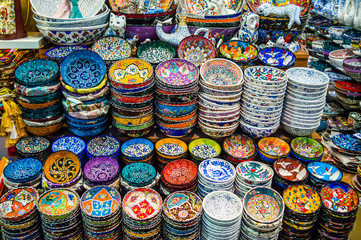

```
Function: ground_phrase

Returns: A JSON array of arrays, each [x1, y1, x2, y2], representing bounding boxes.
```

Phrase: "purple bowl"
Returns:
[[83, 157, 120, 185], [335, 87, 361, 97], [343, 58, 361, 70]]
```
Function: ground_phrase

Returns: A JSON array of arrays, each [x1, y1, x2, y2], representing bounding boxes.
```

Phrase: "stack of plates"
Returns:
[[15, 59, 64, 136], [316, 182, 359, 240], [222, 135, 257, 164], [109, 59, 154, 138], [197, 159, 236, 199], [272, 158, 308, 193], [51, 135, 86, 164], [163, 191, 203, 240], [122, 188, 162, 240], [290, 137, 324, 164], [188, 138, 221, 164], [279, 185, 321, 240], [155, 59, 198, 138], [241, 187, 285, 240], [240, 66, 287, 138], [121, 138, 154, 165], [160, 159, 198, 197], [38, 189, 83, 240], [86, 135, 121, 160], [42, 151, 82, 192], [81, 186, 122, 239], [282, 68, 329, 136], [61, 50, 110, 137], [257, 137, 290, 165], [202, 191, 243, 240], [83, 157, 120, 190], [234, 161, 274, 199], [198, 59, 243, 138], [307, 162, 343, 191], [0, 187, 42, 240], [15, 136, 51, 163], [3, 158, 42, 189], [155, 138, 188, 171], [121, 162, 158, 194]]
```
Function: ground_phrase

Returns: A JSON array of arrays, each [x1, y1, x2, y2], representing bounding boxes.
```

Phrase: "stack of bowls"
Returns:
[[83, 157, 120, 190], [290, 137, 324, 164], [45, 46, 88, 65], [282, 68, 329, 136], [241, 187, 285, 240], [61, 50, 110, 137], [163, 191, 203, 240], [109, 59, 154, 137], [240, 66, 287, 138], [154, 138, 188, 170], [122, 188, 162, 240], [160, 159, 198, 197], [51, 136, 86, 165], [81, 186, 122, 239], [3, 158, 43, 190], [121, 138, 154, 165], [202, 191, 243, 240], [155, 59, 198, 138], [86, 135, 121, 160], [272, 158, 308, 193], [198, 59, 243, 138], [234, 161, 273, 198], [15, 59, 64, 136], [328, 49, 355, 69], [32, 3, 109, 45], [188, 138, 221, 165], [334, 79, 361, 106], [307, 162, 343, 191], [15, 136, 51, 163], [38, 189, 83, 240], [257, 137, 290, 165], [121, 162, 158, 194], [316, 182, 359, 240], [343, 58, 361, 82], [197, 158, 236, 199], [279, 185, 321, 240], [0, 188, 42, 240], [42, 151, 82, 192], [222, 135, 257, 164], [331, 134, 361, 173]]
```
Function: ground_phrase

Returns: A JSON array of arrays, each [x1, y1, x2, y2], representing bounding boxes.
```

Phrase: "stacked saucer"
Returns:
[[51, 135, 86, 164], [0, 187, 42, 240], [86, 135, 121, 160], [122, 188, 163, 240], [222, 135, 257, 164], [307, 162, 343, 191], [160, 159, 198, 197], [121, 162, 158, 194], [121, 138, 154, 165], [15, 59, 64, 136], [3, 158, 42, 189], [61, 50, 110, 137], [198, 59, 243, 138], [197, 158, 236, 199], [279, 185, 321, 240], [83, 157, 120, 190], [235, 161, 274, 199], [155, 59, 198, 138], [15, 136, 51, 163], [316, 182, 359, 240], [257, 137, 290, 165], [241, 187, 285, 240], [273, 158, 308, 193], [38, 189, 83, 240], [109, 59, 154, 137], [282, 68, 329, 136], [290, 137, 324, 164], [188, 138, 221, 164], [81, 186, 122, 239], [240, 66, 287, 138], [155, 138, 188, 170], [163, 191, 203, 240], [202, 191, 243, 240]]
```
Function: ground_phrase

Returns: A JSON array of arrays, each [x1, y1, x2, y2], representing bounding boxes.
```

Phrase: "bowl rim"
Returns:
[[286, 67, 329, 87], [37, 23, 108, 31]]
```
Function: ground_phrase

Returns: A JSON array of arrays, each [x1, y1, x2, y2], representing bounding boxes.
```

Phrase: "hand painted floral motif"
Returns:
[[0, 0, 16, 35]]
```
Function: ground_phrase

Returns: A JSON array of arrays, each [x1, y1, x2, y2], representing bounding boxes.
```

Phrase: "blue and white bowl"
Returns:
[[281, 122, 319, 137], [286, 67, 329, 88], [240, 119, 279, 138]]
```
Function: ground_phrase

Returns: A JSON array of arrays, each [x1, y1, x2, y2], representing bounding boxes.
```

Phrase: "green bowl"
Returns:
[[112, 119, 154, 130], [137, 41, 176, 65], [188, 138, 221, 161]]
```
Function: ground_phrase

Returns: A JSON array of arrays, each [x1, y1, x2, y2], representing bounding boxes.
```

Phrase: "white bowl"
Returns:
[[286, 67, 329, 88], [242, 95, 283, 108], [240, 119, 279, 138], [281, 122, 319, 137], [244, 66, 288, 86]]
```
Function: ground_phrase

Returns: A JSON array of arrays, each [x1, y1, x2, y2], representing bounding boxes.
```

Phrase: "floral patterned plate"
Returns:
[[332, 134, 361, 153], [236, 161, 273, 183], [51, 136, 86, 156], [15, 136, 50, 154], [162, 159, 198, 185], [86, 135, 121, 157], [92, 36, 132, 61], [273, 158, 307, 182], [219, 40, 258, 63], [258, 137, 290, 158], [307, 162, 342, 182], [223, 134, 255, 159], [199, 158, 236, 183], [283, 185, 321, 214], [109, 58, 153, 84], [258, 47, 296, 68], [291, 137, 324, 159], [244, 66, 287, 84]]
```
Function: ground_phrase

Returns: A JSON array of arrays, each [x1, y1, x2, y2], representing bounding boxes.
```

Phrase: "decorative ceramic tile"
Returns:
[[203, 191, 242, 221], [200, 59, 243, 86], [199, 159, 235, 182], [109, 58, 153, 84], [87, 135, 120, 157], [237, 161, 273, 182], [223, 135, 256, 159], [258, 137, 290, 157], [44, 151, 80, 184], [320, 182, 358, 213], [15, 136, 50, 154], [307, 162, 342, 182], [92, 37, 132, 61], [158, 143, 185, 156], [191, 144, 217, 159], [4, 158, 42, 184], [83, 157, 120, 184], [283, 185, 321, 214], [123, 143, 152, 158], [258, 47, 295, 68], [122, 163, 156, 187], [164, 192, 202, 222], [291, 137, 324, 159], [51, 136, 86, 156], [38, 189, 79, 217], [0, 188, 38, 219], [332, 134, 361, 153], [274, 158, 307, 182]]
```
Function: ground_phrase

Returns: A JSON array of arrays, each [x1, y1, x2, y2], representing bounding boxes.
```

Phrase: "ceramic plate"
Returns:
[[92, 37, 132, 61], [162, 159, 197, 185], [219, 40, 258, 63], [332, 134, 361, 153], [258, 137, 290, 157], [44, 151, 80, 184], [273, 158, 307, 182], [83, 157, 120, 184], [258, 47, 296, 68], [203, 191, 242, 221], [122, 162, 156, 187], [223, 135, 255, 159], [164, 191, 202, 222], [237, 161, 273, 183], [320, 182, 358, 213], [199, 158, 236, 183], [283, 185, 321, 214], [38, 189, 79, 218], [109, 58, 153, 84], [290, 137, 324, 159], [307, 162, 342, 182], [51, 136, 86, 156], [87, 135, 121, 157], [4, 158, 42, 184]]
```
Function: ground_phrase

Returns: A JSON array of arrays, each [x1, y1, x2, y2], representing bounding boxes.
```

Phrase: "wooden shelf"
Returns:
[[0, 32, 47, 50]]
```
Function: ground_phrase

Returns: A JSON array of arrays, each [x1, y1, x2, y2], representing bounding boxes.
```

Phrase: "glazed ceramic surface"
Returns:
[[244, 66, 287, 84], [283, 185, 321, 214], [223, 135, 255, 159], [237, 161, 273, 182], [162, 159, 197, 185], [186, 0, 243, 16], [191, 144, 217, 159], [4, 158, 42, 184], [274, 158, 307, 182], [320, 182, 358, 213], [164, 191, 202, 222], [247, 0, 310, 16], [83, 157, 120, 184], [51, 136, 86, 156], [38, 189, 79, 218], [46, 46, 88, 64], [86, 135, 121, 157], [332, 134, 361, 152], [44, 151, 80, 184], [307, 162, 342, 182], [203, 191, 242, 221], [258, 137, 290, 157], [109, 58, 153, 84], [108, 0, 173, 14], [137, 41, 176, 64], [92, 36, 132, 61], [158, 143, 185, 156], [199, 158, 235, 182], [122, 163, 156, 187], [219, 40, 258, 62], [123, 143, 152, 158], [258, 47, 295, 68], [286, 67, 329, 86], [290, 137, 324, 159], [15, 136, 50, 154]]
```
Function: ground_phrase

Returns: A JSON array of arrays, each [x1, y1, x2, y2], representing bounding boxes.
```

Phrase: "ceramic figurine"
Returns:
[[0, 0, 27, 40], [257, 2, 301, 29], [208, 0, 236, 15], [343, 0, 355, 26], [156, 16, 191, 47], [235, 12, 259, 44], [103, 13, 126, 37]]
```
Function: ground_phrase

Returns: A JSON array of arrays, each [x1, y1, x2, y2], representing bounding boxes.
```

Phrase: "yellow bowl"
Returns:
[[18, 98, 60, 109], [61, 74, 107, 94], [25, 122, 64, 136], [155, 138, 188, 159], [113, 114, 153, 126]]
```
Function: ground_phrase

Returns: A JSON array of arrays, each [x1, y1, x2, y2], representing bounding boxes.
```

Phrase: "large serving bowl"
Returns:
[[240, 119, 279, 138], [219, 40, 258, 64], [328, 49, 355, 69], [286, 67, 329, 87], [244, 66, 288, 86], [258, 47, 296, 69]]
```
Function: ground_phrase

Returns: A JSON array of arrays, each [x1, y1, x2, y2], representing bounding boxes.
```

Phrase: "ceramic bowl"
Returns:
[[244, 66, 288, 86], [158, 114, 197, 129], [286, 89, 328, 101], [258, 47, 296, 69], [158, 122, 196, 138], [240, 119, 279, 138], [286, 67, 329, 88], [284, 94, 326, 106], [219, 40, 258, 64], [198, 117, 238, 129], [198, 95, 240, 109], [343, 58, 361, 70], [198, 108, 240, 119], [343, 65, 361, 82], [334, 81, 361, 92], [282, 115, 320, 127], [323, 72, 351, 82], [200, 92, 240, 105], [198, 122, 238, 138], [291, 137, 324, 161], [92, 36, 132, 62], [188, 138, 221, 161], [242, 93, 284, 104], [45, 46, 88, 65], [137, 41, 176, 64], [37, 24, 108, 45], [156, 108, 197, 122], [243, 90, 285, 100], [69, 124, 107, 137], [241, 116, 279, 128], [328, 49, 355, 69], [259, 15, 307, 30], [283, 104, 324, 115], [155, 138, 187, 158], [335, 87, 361, 97], [200, 82, 242, 96], [329, 26, 352, 40], [342, 29, 361, 45], [25, 121, 64, 136], [121, 138, 154, 160], [243, 85, 285, 96], [282, 111, 322, 123], [335, 90, 361, 105], [115, 125, 152, 138], [281, 122, 319, 137], [286, 81, 328, 93], [155, 99, 197, 117], [241, 101, 282, 112], [242, 95, 282, 108], [312, 41, 324, 55]]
